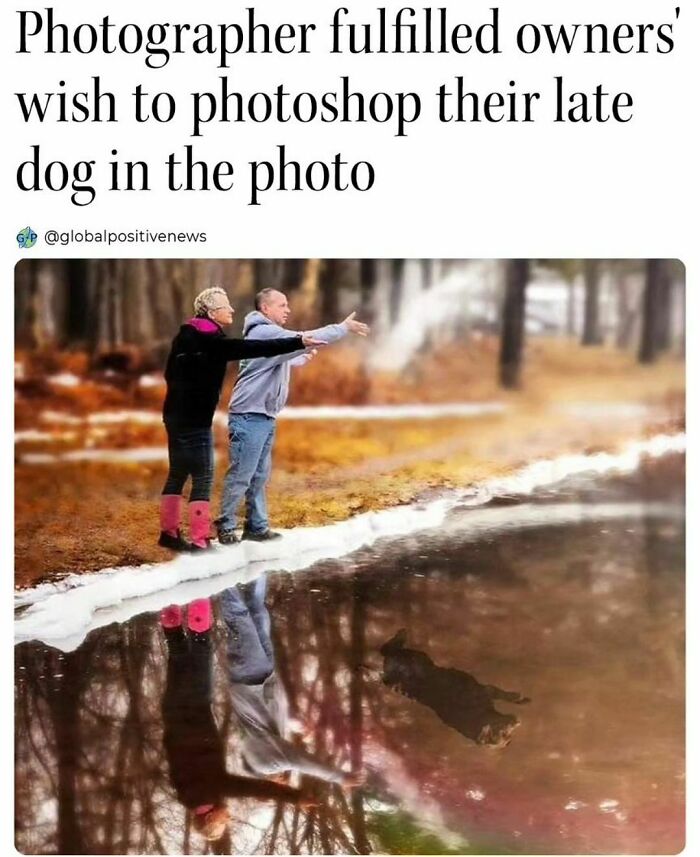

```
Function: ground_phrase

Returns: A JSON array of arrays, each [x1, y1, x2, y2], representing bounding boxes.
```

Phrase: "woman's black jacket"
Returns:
[[163, 322, 303, 430]]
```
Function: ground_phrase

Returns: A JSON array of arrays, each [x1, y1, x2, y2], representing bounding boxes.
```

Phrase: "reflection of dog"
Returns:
[[380, 630, 530, 749]]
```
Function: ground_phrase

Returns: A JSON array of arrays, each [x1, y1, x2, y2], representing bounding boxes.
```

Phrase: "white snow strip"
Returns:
[[15, 430, 78, 443], [138, 374, 163, 388], [47, 372, 80, 387], [20, 403, 507, 463], [558, 402, 656, 419], [14, 433, 684, 652], [279, 402, 507, 420], [21, 447, 169, 465], [37, 402, 507, 432], [87, 410, 162, 425], [40, 410, 82, 426]]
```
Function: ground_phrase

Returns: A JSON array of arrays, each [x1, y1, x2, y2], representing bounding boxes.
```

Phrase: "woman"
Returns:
[[159, 598, 314, 844], [160, 287, 319, 551]]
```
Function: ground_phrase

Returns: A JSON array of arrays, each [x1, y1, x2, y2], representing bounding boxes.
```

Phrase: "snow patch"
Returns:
[[87, 410, 162, 425], [47, 372, 80, 387], [15, 430, 77, 443], [138, 374, 163, 388], [40, 410, 82, 426], [14, 433, 684, 652], [559, 402, 656, 420], [21, 447, 169, 465], [279, 402, 507, 420]]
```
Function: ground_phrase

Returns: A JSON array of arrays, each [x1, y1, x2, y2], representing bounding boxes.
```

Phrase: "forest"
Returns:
[[14, 257, 685, 377], [14, 258, 685, 586]]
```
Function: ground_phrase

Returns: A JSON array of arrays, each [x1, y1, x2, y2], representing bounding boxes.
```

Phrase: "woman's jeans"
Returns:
[[218, 413, 276, 533], [221, 576, 274, 685], [162, 427, 214, 502]]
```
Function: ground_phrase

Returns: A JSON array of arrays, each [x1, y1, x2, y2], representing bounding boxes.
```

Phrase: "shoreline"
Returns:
[[15, 432, 685, 652]]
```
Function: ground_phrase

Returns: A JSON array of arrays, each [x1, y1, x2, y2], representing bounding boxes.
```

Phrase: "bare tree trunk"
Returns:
[[47, 650, 88, 855], [615, 277, 639, 349], [349, 578, 370, 854], [499, 260, 529, 389], [254, 259, 283, 290], [359, 259, 376, 324], [639, 259, 663, 364], [581, 260, 602, 345], [64, 260, 90, 343], [655, 262, 672, 352], [420, 259, 432, 290], [318, 260, 340, 321], [566, 282, 577, 337], [389, 259, 404, 324], [280, 259, 306, 293]]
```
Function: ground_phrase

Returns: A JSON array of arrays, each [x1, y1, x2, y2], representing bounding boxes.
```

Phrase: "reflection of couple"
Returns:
[[161, 577, 362, 842], [158, 286, 369, 551]]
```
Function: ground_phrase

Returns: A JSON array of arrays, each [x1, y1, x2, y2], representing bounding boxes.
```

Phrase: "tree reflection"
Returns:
[[15, 497, 684, 855]]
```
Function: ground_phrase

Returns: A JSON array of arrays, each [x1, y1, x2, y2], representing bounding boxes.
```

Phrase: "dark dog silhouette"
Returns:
[[380, 630, 530, 748]]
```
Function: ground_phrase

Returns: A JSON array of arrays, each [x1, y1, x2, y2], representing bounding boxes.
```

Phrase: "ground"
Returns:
[[14, 338, 684, 588]]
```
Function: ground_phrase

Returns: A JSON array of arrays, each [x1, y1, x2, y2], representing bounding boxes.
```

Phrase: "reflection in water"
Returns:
[[380, 629, 529, 748], [223, 578, 360, 790], [15, 455, 684, 854], [160, 597, 308, 843]]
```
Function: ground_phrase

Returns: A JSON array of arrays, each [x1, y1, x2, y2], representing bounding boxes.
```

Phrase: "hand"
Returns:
[[341, 770, 367, 790], [288, 718, 314, 738], [301, 335, 327, 348], [342, 312, 370, 337]]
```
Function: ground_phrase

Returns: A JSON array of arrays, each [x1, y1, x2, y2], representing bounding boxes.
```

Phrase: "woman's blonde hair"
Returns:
[[193, 287, 229, 318]]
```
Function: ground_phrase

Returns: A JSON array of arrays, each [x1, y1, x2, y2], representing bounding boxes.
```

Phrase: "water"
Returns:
[[15, 455, 684, 855]]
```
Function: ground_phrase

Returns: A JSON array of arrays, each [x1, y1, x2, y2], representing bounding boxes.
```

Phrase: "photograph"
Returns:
[[14, 259, 685, 855]]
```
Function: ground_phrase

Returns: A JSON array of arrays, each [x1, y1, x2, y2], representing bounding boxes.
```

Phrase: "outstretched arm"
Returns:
[[221, 773, 303, 803], [212, 333, 324, 362], [211, 334, 305, 362], [279, 743, 348, 785], [303, 312, 369, 343]]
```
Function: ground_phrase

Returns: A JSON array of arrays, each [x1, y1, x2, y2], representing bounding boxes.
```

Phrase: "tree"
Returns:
[[499, 260, 529, 389], [654, 261, 673, 352], [614, 262, 640, 349], [359, 259, 377, 324], [638, 259, 672, 364], [420, 259, 432, 290], [389, 259, 404, 324], [581, 260, 603, 345]]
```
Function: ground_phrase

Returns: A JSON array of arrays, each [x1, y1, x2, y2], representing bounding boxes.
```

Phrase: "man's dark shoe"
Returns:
[[241, 529, 282, 542], [158, 530, 192, 552], [217, 528, 239, 546]]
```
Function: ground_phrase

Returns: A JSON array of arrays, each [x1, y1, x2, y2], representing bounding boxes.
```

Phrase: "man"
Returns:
[[216, 288, 369, 543], [222, 577, 365, 789], [160, 286, 322, 551]]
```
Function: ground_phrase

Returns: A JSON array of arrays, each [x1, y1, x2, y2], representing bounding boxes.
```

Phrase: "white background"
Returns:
[[2, 0, 696, 854]]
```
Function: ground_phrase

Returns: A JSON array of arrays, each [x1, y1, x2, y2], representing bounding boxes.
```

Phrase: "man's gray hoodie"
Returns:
[[228, 311, 348, 417]]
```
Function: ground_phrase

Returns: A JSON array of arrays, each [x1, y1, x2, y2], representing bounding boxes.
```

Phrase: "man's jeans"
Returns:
[[221, 577, 274, 685], [218, 413, 276, 533]]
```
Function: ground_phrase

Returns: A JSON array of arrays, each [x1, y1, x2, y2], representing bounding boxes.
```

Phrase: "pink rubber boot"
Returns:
[[158, 495, 191, 551], [160, 604, 184, 629], [187, 599, 212, 634], [189, 500, 212, 550]]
